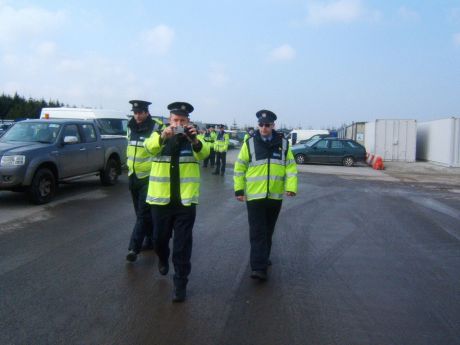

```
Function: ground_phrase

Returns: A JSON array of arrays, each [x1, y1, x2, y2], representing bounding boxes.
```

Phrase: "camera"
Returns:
[[174, 126, 185, 134]]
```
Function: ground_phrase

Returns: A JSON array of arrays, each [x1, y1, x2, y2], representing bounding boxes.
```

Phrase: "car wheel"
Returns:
[[100, 158, 120, 186], [342, 156, 354, 167], [295, 154, 306, 165], [28, 168, 56, 204]]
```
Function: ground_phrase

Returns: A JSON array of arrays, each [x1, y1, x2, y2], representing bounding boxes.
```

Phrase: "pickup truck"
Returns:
[[0, 119, 127, 204]]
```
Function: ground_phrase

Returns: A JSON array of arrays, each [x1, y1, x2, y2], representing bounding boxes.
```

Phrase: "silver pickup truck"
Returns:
[[0, 119, 127, 204]]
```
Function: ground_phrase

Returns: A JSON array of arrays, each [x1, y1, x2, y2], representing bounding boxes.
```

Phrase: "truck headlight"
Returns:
[[1, 155, 26, 166]]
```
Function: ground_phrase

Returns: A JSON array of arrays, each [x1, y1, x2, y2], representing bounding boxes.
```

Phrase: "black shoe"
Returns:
[[212, 171, 219, 175], [250, 270, 267, 281], [141, 238, 154, 251], [172, 286, 186, 303], [126, 250, 138, 262], [267, 259, 272, 266], [158, 260, 169, 275], [220, 172, 224, 176]]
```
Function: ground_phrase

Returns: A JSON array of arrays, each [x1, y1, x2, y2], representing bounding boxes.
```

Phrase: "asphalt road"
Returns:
[[1, 166, 459, 345]]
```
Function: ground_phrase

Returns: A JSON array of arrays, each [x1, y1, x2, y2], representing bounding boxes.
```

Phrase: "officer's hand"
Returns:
[[184, 125, 198, 144], [286, 191, 296, 197], [236, 196, 246, 202], [161, 126, 175, 140]]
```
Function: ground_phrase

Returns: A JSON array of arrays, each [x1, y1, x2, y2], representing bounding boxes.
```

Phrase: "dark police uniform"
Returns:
[[126, 100, 163, 262]]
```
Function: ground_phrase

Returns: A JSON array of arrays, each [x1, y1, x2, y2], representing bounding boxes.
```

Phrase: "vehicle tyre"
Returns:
[[28, 168, 56, 204], [342, 156, 354, 167], [100, 158, 119, 186], [295, 154, 306, 165]]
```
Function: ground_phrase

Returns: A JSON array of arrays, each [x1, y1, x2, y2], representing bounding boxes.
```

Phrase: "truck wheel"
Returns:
[[342, 156, 354, 167], [295, 154, 306, 165], [100, 158, 119, 186], [28, 168, 56, 204]]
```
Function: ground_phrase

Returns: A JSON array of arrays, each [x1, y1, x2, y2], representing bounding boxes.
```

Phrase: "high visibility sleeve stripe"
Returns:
[[149, 176, 170, 182], [146, 196, 170, 204], [236, 159, 248, 166], [127, 156, 151, 163], [152, 156, 172, 162], [246, 175, 285, 182], [180, 177, 200, 183], [179, 156, 197, 163]]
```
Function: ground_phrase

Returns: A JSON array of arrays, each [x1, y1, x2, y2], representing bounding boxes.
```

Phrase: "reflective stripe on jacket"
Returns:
[[214, 132, 229, 152], [233, 130, 297, 201], [144, 132, 210, 206], [127, 118, 163, 179]]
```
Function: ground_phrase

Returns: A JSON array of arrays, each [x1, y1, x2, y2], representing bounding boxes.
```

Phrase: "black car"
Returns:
[[291, 138, 366, 166]]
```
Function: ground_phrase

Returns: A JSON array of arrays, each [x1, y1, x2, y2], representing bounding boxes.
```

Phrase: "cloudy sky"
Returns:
[[1, 0, 459, 128]]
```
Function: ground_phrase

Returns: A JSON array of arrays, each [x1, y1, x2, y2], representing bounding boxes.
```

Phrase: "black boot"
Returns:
[[158, 260, 169, 275], [126, 250, 138, 262], [172, 286, 187, 302]]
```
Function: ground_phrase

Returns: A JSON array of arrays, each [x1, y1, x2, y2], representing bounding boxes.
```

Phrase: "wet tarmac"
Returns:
[[1, 166, 459, 345]]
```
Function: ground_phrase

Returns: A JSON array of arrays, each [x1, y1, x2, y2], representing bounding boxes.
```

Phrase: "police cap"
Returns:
[[129, 100, 151, 112], [167, 102, 194, 117], [256, 110, 277, 124]]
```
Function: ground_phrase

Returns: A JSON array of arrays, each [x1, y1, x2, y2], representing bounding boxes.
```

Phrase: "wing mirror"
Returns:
[[63, 136, 78, 144]]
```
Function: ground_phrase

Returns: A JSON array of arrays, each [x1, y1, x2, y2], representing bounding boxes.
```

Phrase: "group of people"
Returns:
[[125, 99, 298, 303], [197, 126, 230, 176]]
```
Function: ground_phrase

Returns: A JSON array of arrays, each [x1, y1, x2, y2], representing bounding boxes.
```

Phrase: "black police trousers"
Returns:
[[203, 148, 215, 167], [246, 198, 282, 271], [128, 174, 153, 253], [151, 203, 196, 288], [214, 151, 227, 175]]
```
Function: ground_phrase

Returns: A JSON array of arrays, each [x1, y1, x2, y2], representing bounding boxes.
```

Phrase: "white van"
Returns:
[[288, 129, 330, 145], [40, 107, 129, 138]]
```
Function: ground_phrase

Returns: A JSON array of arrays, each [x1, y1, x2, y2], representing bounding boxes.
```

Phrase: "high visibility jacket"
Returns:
[[234, 130, 297, 201], [127, 116, 164, 179], [203, 131, 217, 144], [144, 132, 210, 206], [214, 132, 229, 152], [243, 132, 254, 142]]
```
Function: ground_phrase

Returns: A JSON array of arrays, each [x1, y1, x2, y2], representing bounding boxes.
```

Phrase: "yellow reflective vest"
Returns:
[[144, 132, 210, 206], [214, 131, 229, 152], [234, 131, 297, 201], [127, 117, 164, 179]]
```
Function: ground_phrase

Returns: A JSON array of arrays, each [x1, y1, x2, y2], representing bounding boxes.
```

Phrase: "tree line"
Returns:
[[0, 93, 64, 121]]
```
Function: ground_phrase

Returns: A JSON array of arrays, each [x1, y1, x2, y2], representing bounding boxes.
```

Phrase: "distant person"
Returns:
[[144, 102, 209, 302], [212, 125, 229, 176], [233, 110, 297, 281], [126, 100, 164, 262], [202, 127, 217, 168], [244, 127, 255, 141]]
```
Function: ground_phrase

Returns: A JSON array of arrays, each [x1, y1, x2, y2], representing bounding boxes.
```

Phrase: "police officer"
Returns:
[[144, 101, 209, 302], [202, 126, 217, 168], [126, 100, 164, 262], [212, 125, 230, 176], [243, 127, 255, 141], [234, 110, 297, 281]]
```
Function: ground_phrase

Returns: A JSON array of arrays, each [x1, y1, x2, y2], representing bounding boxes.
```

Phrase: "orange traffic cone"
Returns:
[[372, 156, 384, 170]]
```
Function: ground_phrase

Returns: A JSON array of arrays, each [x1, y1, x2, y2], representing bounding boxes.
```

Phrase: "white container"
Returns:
[[417, 117, 460, 167], [364, 119, 417, 162]]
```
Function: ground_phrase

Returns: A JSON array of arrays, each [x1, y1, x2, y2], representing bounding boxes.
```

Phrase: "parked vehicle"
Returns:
[[40, 107, 129, 137], [288, 129, 329, 145], [291, 138, 366, 166], [0, 122, 14, 137], [0, 119, 127, 204]]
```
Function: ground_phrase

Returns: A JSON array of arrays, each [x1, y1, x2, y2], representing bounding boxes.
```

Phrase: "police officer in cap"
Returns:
[[144, 101, 209, 302], [126, 100, 164, 262], [234, 110, 297, 281]]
